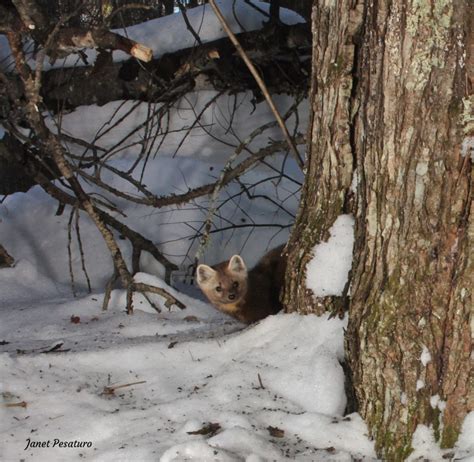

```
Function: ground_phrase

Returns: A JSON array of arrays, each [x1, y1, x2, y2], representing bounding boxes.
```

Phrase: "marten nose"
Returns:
[[228, 294, 235, 300]]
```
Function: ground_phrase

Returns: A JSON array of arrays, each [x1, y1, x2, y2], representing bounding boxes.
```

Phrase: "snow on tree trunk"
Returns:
[[284, 0, 472, 459], [282, 0, 361, 315]]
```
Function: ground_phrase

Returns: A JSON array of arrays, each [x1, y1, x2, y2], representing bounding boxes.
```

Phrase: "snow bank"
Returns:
[[0, 283, 376, 461], [0, 259, 67, 305]]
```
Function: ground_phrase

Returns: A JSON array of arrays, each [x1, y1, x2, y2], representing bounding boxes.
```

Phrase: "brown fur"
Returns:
[[196, 245, 287, 324]]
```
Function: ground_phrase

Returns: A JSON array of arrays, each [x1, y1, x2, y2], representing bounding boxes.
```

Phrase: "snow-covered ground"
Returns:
[[0, 266, 376, 461], [1, 2, 473, 461], [1, 263, 473, 461]]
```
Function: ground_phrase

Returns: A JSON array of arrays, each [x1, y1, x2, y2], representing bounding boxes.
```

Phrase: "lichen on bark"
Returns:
[[346, 0, 472, 458], [285, 0, 472, 459]]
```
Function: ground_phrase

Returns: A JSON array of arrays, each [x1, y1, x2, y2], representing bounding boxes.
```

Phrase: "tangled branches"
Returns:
[[0, 0, 309, 314]]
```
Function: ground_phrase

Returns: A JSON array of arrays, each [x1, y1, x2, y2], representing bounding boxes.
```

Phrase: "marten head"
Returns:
[[196, 255, 248, 308]]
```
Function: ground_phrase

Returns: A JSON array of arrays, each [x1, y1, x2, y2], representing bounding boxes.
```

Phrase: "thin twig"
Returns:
[[67, 205, 77, 297], [209, 0, 304, 168], [105, 4, 155, 27], [3, 401, 27, 408], [177, 1, 203, 46], [102, 380, 147, 395], [75, 208, 92, 293], [102, 269, 119, 311]]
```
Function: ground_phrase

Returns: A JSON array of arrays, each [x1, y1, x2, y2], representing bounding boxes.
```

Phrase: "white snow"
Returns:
[[44, 92, 308, 160], [306, 214, 355, 297], [407, 425, 445, 462], [461, 136, 474, 161], [456, 413, 474, 460], [430, 394, 441, 409], [0, 263, 376, 460], [350, 168, 358, 194], [416, 380, 425, 391], [420, 345, 431, 366]]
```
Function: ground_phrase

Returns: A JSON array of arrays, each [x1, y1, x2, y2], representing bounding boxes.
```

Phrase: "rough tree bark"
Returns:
[[282, 0, 361, 314], [348, 0, 472, 457], [284, 0, 472, 459]]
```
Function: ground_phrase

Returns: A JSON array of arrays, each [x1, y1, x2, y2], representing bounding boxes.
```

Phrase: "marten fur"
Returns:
[[196, 245, 286, 324]]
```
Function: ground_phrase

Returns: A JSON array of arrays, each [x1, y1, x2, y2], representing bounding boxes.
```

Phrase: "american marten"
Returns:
[[196, 245, 287, 324]]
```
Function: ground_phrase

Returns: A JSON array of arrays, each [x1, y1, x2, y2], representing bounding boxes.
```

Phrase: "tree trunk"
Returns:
[[282, 0, 361, 314], [348, 0, 472, 457], [284, 0, 473, 459]]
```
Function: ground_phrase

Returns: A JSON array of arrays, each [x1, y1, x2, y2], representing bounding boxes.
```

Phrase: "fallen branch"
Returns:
[[102, 380, 147, 395], [53, 28, 153, 62], [3, 401, 27, 408], [132, 282, 186, 310], [2, 22, 310, 112]]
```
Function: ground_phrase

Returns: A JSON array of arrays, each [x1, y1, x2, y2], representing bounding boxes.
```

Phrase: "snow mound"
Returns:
[[0, 285, 376, 461]]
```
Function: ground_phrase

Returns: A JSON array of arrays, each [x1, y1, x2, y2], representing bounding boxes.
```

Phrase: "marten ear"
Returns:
[[196, 264, 216, 285], [228, 255, 247, 274]]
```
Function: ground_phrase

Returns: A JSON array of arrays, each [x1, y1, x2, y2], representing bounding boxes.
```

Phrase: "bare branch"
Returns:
[[54, 28, 153, 62], [5, 30, 183, 314], [11, 0, 47, 32], [132, 282, 186, 310], [209, 0, 304, 168]]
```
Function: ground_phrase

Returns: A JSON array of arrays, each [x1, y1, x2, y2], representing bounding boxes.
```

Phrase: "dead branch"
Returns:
[[3, 401, 28, 408], [0, 132, 178, 279], [53, 28, 153, 62], [102, 380, 147, 395], [3, 22, 310, 112], [133, 282, 186, 310], [11, 0, 47, 33], [102, 270, 119, 311], [8, 0, 152, 62], [67, 206, 78, 296], [75, 209, 92, 292]]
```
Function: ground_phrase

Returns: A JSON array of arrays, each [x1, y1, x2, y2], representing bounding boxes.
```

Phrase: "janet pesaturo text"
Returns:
[[24, 438, 93, 450]]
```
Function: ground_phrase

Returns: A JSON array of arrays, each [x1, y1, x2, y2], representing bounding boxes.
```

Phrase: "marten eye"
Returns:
[[215, 286, 222, 292], [232, 281, 239, 288]]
